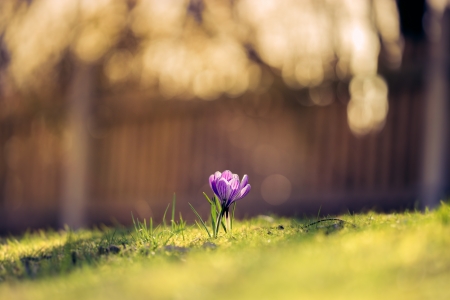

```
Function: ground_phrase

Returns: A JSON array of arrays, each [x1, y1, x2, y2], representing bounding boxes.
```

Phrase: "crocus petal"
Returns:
[[209, 174, 219, 196], [214, 171, 222, 181], [228, 178, 240, 204], [216, 178, 230, 201], [232, 174, 239, 181], [209, 174, 215, 190], [239, 175, 248, 190], [221, 170, 233, 181], [225, 182, 232, 201], [233, 184, 251, 202]]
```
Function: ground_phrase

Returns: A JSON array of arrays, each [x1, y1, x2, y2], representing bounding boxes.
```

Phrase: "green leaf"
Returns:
[[210, 202, 217, 235], [214, 196, 222, 213], [203, 192, 214, 205], [215, 210, 226, 237]]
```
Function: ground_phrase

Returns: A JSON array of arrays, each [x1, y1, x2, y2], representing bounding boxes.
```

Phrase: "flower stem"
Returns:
[[214, 209, 225, 238], [225, 209, 231, 235]]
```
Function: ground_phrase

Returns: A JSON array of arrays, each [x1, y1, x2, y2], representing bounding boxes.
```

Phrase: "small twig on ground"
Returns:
[[303, 218, 357, 229]]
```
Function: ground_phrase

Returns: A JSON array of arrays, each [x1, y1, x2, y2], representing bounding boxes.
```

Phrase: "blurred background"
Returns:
[[0, 0, 449, 233]]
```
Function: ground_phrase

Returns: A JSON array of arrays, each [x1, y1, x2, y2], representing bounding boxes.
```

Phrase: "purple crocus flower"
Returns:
[[209, 170, 251, 209], [208, 170, 251, 233]]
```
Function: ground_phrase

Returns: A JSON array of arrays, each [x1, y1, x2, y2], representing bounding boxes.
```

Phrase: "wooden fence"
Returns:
[[0, 70, 431, 233]]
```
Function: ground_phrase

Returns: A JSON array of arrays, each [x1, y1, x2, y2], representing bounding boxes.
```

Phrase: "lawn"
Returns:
[[1, 203, 450, 300]]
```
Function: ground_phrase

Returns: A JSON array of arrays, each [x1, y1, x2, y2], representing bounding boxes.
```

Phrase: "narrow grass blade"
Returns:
[[150, 217, 153, 236], [194, 220, 204, 232], [108, 229, 117, 245], [189, 203, 211, 238], [221, 217, 227, 233], [179, 212, 185, 240], [162, 203, 170, 228], [131, 212, 138, 232], [171, 193, 176, 230], [162, 232, 175, 246]]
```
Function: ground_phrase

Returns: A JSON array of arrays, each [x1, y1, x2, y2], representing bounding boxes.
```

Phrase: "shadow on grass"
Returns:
[[0, 227, 131, 282]]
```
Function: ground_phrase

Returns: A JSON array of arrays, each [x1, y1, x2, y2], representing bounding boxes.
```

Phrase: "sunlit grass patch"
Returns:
[[1, 203, 450, 299]]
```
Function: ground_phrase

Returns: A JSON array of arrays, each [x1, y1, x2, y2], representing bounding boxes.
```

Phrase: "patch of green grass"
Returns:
[[1, 203, 450, 299]]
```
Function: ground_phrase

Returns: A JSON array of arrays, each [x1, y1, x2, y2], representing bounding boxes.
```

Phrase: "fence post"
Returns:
[[60, 62, 93, 228], [421, 8, 449, 209]]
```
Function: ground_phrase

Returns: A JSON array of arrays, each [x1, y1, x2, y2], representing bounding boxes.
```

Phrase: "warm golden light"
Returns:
[[238, 0, 334, 87], [104, 50, 134, 83], [374, 0, 403, 67], [347, 75, 389, 135], [1, 0, 401, 113]]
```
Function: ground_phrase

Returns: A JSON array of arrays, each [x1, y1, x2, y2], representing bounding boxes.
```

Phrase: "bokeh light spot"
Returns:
[[261, 174, 292, 205]]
